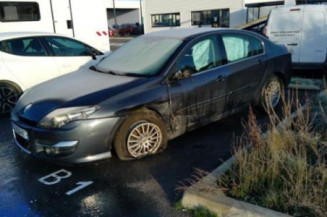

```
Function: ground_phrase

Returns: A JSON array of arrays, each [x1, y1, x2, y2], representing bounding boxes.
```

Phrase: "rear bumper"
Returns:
[[11, 116, 121, 164]]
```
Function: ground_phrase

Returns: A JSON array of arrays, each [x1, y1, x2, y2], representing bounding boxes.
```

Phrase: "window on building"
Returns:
[[151, 13, 180, 27], [191, 9, 229, 27], [296, 0, 327, 4], [0, 2, 40, 22], [247, 5, 280, 22]]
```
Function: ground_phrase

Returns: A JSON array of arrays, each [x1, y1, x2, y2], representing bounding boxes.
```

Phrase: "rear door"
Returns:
[[221, 32, 266, 110], [42, 36, 103, 75], [300, 10, 326, 63], [168, 35, 230, 128], [50, 0, 74, 37], [267, 7, 303, 63], [0, 37, 59, 89]]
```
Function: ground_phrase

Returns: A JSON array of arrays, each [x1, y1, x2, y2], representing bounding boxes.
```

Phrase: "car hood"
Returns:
[[14, 68, 145, 122]]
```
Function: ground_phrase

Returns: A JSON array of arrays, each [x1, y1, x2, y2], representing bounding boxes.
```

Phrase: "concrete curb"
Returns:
[[181, 153, 292, 217], [181, 89, 324, 217]]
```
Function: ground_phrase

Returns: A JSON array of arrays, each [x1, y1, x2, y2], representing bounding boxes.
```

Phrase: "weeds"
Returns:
[[217, 92, 327, 217], [176, 168, 212, 192], [175, 203, 218, 217]]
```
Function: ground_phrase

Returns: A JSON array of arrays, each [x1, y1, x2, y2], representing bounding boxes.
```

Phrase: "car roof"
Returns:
[[145, 27, 229, 40], [0, 32, 65, 41]]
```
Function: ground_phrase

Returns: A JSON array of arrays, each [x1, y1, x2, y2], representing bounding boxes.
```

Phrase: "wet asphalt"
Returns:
[[0, 108, 269, 217], [0, 86, 320, 217]]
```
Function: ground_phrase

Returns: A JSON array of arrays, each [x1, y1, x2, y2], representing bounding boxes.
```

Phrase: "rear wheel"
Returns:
[[260, 76, 283, 110], [0, 82, 21, 116], [114, 110, 167, 160]]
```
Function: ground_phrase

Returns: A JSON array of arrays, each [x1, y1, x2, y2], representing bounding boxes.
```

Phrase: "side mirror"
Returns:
[[172, 69, 192, 80], [91, 51, 97, 60]]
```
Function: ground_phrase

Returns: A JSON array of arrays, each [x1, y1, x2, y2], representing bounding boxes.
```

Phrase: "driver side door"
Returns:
[[168, 34, 230, 128]]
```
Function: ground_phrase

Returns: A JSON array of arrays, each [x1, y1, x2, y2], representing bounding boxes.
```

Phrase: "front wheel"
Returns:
[[114, 110, 168, 160], [0, 82, 21, 116], [260, 76, 283, 110]]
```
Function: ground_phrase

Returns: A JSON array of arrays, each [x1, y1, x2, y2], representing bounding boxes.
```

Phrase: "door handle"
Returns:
[[216, 75, 226, 82], [287, 43, 298, 46]]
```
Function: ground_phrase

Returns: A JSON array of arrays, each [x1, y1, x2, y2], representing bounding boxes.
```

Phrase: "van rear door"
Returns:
[[267, 7, 303, 63], [50, 0, 74, 37], [299, 10, 326, 63]]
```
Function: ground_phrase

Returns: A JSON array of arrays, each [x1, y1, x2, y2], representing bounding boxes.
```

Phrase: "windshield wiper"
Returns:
[[90, 66, 105, 73], [90, 66, 120, 76], [90, 66, 147, 77]]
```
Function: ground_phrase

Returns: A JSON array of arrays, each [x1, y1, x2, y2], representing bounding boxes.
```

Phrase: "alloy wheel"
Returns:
[[264, 80, 281, 108], [127, 122, 162, 158]]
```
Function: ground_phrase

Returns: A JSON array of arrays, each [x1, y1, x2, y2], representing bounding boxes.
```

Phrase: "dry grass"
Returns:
[[217, 93, 327, 217]]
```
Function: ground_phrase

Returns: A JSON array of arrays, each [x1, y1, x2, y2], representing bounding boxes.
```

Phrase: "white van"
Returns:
[[0, 0, 110, 52], [266, 5, 327, 69]]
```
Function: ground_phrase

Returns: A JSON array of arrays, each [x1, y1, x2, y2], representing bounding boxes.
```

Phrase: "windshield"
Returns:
[[96, 36, 182, 76]]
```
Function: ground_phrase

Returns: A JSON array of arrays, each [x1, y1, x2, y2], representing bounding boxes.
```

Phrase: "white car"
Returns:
[[0, 32, 109, 116]]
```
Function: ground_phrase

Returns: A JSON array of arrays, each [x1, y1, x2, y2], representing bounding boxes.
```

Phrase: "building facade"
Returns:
[[142, 0, 286, 33], [106, 0, 140, 27]]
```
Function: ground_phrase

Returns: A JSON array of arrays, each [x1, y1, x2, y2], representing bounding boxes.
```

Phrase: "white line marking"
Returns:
[[38, 169, 72, 185], [65, 181, 94, 196]]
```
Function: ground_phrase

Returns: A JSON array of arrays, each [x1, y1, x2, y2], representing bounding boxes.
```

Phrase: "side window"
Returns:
[[175, 36, 222, 75], [44, 37, 92, 56], [248, 37, 264, 56], [2, 38, 46, 56], [0, 2, 40, 22], [222, 34, 263, 63], [222, 34, 250, 63]]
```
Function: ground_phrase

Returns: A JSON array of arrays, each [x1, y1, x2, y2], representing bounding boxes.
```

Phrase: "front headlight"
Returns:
[[38, 106, 99, 129]]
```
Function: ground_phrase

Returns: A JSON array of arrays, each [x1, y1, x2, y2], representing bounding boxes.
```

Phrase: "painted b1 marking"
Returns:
[[38, 169, 72, 185], [65, 181, 93, 196], [38, 169, 93, 196]]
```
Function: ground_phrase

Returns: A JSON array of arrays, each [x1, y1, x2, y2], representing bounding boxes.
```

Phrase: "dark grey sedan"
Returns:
[[11, 28, 291, 163]]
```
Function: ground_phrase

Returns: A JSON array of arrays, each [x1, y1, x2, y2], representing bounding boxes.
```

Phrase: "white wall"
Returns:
[[143, 0, 246, 33], [106, 0, 140, 9], [244, 0, 283, 4]]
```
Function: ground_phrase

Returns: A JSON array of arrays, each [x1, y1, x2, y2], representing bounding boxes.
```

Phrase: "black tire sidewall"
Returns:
[[0, 82, 22, 117], [114, 110, 168, 160]]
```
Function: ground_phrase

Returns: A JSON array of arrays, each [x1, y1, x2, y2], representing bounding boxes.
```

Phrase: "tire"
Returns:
[[0, 82, 22, 117], [114, 109, 168, 161], [260, 75, 284, 111]]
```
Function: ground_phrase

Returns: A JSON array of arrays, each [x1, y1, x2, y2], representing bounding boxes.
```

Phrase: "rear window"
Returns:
[[222, 34, 264, 63], [0, 2, 40, 22]]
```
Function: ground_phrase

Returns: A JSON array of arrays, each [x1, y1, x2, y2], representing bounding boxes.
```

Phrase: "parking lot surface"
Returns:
[[110, 37, 133, 51], [1, 107, 273, 217]]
